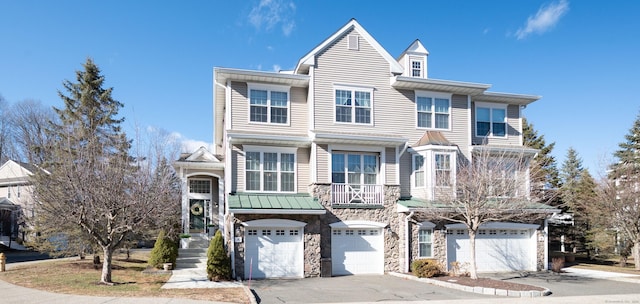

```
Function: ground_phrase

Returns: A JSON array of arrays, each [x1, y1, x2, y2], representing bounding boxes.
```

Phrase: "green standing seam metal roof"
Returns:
[[228, 193, 325, 214], [397, 197, 559, 212]]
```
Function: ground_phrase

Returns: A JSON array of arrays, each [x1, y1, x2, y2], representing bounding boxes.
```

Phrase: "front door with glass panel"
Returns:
[[189, 199, 205, 232]]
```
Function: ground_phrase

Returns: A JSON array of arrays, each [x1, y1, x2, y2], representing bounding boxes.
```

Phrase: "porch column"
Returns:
[[218, 179, 225, 235], [181, 176, 189, 234]]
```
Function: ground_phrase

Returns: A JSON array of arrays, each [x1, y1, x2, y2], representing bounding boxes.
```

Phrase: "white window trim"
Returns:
[[328, 145, 385, 185], [188, 178, 213, 200], [333, 84, 374, 126], [412, 154, 425, 189], [415, 90, 452, 131], [244, 145, 297, 193], [410, 56, 424, 78], [474, 102, 508, 138], [247, 83, 291, 126], [411, 150, 457, 198], [418, 226, 434, 258]]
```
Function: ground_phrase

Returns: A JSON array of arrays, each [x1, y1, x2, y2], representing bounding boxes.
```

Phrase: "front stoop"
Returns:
[[162, 234, 242, 289], [389, 272, 551, 297]]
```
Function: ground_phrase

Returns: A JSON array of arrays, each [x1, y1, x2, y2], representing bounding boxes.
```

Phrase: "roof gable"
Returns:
[[295, 19, 403, 75], [0, 160, 33, 182], [185, 146, 221, 162], [399, 39, 429, 57]]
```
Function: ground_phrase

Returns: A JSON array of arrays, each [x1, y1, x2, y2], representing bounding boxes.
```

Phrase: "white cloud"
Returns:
[[515, 0, 569, 40], [248, 0, 297, 36], [170, 132, 215, 154]]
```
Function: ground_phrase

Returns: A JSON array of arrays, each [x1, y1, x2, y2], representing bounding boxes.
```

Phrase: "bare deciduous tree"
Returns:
[[423, 147, 554, 279], [9, 99, 57, 165], [28, 59, 180, 284]]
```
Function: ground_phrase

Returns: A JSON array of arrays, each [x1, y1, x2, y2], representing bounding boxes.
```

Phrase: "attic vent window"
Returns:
[[348, 35, 359, 50]]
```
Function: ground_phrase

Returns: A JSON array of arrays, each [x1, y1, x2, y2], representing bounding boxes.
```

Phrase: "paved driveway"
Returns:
[[487, 269, 640, 297], [247, 274, 491, 304]]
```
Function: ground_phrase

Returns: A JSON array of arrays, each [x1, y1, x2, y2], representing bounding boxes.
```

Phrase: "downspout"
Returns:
[[405, 211, 415, 273], [543, 218, 549, 270], [230, 212, 235, 278]]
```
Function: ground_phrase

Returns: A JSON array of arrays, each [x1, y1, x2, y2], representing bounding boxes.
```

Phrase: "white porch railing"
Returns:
[[331, 183, 384, 206]]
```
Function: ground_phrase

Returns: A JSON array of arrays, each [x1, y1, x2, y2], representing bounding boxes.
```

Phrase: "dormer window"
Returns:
[[411, 60, 422, 77]]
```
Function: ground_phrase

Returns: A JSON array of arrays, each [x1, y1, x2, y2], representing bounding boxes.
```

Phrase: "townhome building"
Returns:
[[173, 19, 558, 280], [0, 160, 36, 249]]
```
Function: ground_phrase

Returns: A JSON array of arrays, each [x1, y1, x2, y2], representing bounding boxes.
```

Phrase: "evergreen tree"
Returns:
[[611, 112, 640, 177], [522, 118, 560, 202], [560, 147, 584, 211], [207, 230, 231, 281], [600, 111, 640, 269]]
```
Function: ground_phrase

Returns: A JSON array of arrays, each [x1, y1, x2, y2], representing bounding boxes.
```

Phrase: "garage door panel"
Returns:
[[245, 228, 303, 279], [332, 228, 383, 275], [446, 229, 535, 273]]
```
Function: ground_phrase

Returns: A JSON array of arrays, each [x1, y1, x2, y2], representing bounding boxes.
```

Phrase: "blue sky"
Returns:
[[1, 0, 639, 175]]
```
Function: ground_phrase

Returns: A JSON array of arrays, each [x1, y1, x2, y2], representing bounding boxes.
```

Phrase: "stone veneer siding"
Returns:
[[310, 183, 402, 274], [231, 214, 322, 279], [408, 216, 448, 270], [536, 229, 546, 271]]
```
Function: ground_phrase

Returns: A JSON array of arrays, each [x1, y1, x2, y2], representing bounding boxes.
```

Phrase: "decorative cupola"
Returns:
[[397, 39, 429, 79]]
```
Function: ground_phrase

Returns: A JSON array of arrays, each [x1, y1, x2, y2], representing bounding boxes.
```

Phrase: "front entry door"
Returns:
[[189, 199, 205, 233]]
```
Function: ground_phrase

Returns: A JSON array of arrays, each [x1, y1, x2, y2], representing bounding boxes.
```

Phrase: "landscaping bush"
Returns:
[[551, 257, 564, 273], [148, 230, 178, 269], [207, 230, 231, 281], [411, 258, 443, 278]]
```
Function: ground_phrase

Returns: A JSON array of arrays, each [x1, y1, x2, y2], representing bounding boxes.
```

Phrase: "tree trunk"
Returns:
[[100, 246, 114, 284], [634, 242, 640, 271], [468, 229, 478, 279]]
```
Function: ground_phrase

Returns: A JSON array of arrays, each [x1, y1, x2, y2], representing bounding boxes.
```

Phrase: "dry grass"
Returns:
[[0, 250, 249, 303]]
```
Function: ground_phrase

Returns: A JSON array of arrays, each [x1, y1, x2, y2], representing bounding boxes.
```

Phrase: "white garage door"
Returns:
[[331, 226, 384, 275], [244, 220, 304, 279], [446, 223, 537, 272]]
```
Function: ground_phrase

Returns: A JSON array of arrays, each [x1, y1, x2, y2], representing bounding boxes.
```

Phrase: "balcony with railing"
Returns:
[[331, 183, 384, 206]]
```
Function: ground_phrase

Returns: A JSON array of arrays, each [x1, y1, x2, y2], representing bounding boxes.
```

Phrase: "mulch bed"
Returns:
[[430, 275, 546, 291]]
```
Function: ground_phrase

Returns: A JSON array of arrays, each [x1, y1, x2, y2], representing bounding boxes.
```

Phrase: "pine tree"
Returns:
[[560, 147, 584, 211], [611, 112, 640, 177], [522, 118, 560, 202], [602, 112, 640, 269]]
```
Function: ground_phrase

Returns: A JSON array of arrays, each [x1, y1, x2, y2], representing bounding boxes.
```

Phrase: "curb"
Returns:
[[388, 272, 551, 297]]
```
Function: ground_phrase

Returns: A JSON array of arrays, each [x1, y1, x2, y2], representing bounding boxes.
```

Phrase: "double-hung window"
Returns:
[[411, 60, 422, 77], [335, 86, 373, 124], [416, 91, 450, 130], [249, 84, 290, 124], [413, 155, 425, 188], [435, 153, 451, 187], [331, 153, 378, 185], [476, 104, 506, 137], [418, 229, 433, 257], [245, 148, 296, 192], [412, 151, 456, 189]]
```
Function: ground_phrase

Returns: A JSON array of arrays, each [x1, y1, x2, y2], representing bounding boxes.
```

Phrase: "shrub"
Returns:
[[148, 230, 178, 269], [207, 230, 231, 281], [448, 261, 470, 277], [551, 257, 564, 273], [411, 258, 443, 278]]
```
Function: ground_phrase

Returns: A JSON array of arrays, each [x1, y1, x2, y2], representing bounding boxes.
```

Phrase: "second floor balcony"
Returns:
[[331, 183, 384, 207]]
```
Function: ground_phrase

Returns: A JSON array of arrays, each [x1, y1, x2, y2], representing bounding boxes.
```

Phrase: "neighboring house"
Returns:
[[0, 160, 36, 249], [173, 19, 558, 279]]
